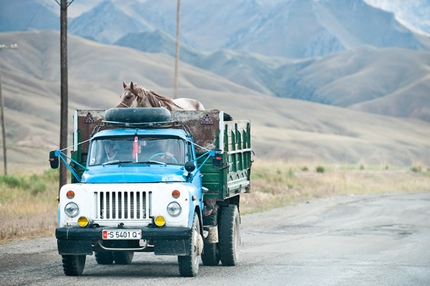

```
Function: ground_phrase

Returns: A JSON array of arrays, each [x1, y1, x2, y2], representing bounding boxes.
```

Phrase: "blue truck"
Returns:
[[50, 108, 253, 277]]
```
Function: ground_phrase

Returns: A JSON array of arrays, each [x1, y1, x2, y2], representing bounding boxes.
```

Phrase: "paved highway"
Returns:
[[1, 192, 429, 285]]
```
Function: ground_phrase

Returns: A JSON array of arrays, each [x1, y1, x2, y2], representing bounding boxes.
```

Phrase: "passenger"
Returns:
[[104, 141, 118, 161]]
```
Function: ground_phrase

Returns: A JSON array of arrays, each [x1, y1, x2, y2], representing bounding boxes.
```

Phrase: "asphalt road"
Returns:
[[1, 192, 429, 286]]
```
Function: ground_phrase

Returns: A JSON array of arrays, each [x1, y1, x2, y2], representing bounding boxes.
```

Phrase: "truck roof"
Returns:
[[92, 127, 189, 140]]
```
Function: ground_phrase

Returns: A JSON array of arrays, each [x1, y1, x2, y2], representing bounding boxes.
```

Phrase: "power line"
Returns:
[[11, 0, 50, 45]]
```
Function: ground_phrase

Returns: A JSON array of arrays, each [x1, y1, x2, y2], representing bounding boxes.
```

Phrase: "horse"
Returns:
[[116, 82, 205, 111]]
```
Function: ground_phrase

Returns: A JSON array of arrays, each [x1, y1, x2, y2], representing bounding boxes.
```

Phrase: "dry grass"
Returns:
[[1, 162, 430, 244], [0, 170, 59, 244], [240, 161, 430, 214]]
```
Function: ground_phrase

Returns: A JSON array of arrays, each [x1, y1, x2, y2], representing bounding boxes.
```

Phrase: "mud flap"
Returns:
[[154, 239, 188, 255], [57, 240, 93, 255]]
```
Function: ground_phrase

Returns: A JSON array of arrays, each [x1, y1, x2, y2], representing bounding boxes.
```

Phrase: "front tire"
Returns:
[[218, 205, 240, 266], [178, 213, 202, 277], [62, 255, 86, 276]]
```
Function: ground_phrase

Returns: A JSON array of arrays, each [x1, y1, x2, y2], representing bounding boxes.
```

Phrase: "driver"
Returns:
[[140, 140, 175, 163]]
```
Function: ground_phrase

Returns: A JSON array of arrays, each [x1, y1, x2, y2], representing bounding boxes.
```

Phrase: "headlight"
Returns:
[[64, 202, 80, 218], [167, 202, 181, 217]]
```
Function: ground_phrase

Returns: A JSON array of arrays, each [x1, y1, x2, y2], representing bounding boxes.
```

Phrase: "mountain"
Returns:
[[0, 0, 58, 32], [1, 30, 430, 169], [1, 1, 430, 169], [72, 0, 430, 57], [116, 30, 430, 122], [364, 0, 430, 35], [68, 0, 153, 44]]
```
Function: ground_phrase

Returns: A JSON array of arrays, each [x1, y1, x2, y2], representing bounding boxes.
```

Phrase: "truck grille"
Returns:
[[95, 191, 151, 220]]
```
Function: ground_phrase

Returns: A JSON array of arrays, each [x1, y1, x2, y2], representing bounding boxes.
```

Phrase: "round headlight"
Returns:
[[167, 202, 182, 217], [64, 202, 80, 218]]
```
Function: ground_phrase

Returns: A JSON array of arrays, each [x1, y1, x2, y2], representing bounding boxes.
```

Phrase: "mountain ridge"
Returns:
[[0, 31, 430, 168]]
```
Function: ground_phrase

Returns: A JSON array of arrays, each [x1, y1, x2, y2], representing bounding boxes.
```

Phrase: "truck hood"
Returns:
[[81, 164, 187, 183]]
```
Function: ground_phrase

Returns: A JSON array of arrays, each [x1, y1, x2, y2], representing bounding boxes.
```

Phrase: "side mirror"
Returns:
[[49, 151, 59, 169], [185, 161, 195, 173]]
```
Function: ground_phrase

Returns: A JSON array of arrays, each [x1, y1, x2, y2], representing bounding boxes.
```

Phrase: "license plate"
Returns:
[[102, 229, 142, 240]]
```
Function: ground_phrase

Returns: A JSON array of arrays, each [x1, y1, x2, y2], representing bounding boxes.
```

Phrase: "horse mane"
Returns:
[[140, 87, 182, 111]]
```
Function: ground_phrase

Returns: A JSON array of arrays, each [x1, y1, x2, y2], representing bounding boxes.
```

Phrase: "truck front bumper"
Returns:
[[56, 226, 191, 256]]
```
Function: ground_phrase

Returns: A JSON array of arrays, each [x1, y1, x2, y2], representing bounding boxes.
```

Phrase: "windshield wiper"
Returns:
[[102, 160, 133, 166], [139, 160, 167, 166]]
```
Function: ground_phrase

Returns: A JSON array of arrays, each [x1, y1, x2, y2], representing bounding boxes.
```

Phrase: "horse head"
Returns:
[[116, 81, 145, 108]]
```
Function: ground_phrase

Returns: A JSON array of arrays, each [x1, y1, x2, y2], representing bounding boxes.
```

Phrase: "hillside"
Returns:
[[2, 0, 430, 124], [117, 31, 430, 122], [0, 31, 430, 171]]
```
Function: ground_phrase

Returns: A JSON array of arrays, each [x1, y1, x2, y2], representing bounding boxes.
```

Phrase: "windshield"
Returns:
[[88, 135, 188, 166]]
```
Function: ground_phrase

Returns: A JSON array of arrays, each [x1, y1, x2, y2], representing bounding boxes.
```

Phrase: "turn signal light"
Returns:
[[77, 216, 89, 227], [66, 190, 75, 199], [172, 190, 180, 199], [154, 216, 166, 227]]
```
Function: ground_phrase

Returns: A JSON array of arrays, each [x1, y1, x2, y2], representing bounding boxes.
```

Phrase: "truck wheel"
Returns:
[[201, 243, 219, 266], [178, 213, 202, 277], [114, 251, 134, 264], [61, 255, 86, 276], [105, 107, 171, 123], [218, 205, 240, 266], [95, 251, 114, 264]]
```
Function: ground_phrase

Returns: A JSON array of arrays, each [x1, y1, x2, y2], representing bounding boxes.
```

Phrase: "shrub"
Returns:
[[411, 166, 422, 173], [410, 162, 422, 173], [316, 166, 325, 173], [0, 175, 30, 189]]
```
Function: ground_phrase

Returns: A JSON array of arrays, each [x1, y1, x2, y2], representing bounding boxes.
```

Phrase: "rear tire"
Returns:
[[95, 251, 114, 265], [114, 251, 134, 264], [62, 255, 86, 276], [218, 205, 240, 266], [201, 243, 219, 266]]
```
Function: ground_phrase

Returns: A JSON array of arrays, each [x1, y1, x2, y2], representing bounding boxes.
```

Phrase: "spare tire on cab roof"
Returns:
[[105, 108, 171, 123]]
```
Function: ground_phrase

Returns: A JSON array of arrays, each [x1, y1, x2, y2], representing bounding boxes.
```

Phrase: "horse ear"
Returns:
[[123, 82, 127, 88], [130, 81, 134, 89]]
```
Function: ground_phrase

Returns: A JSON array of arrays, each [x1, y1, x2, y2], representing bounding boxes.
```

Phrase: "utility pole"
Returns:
[[174, 0, 181, 99], [56, 0, 74, 189], [0, 43, 18, 176]]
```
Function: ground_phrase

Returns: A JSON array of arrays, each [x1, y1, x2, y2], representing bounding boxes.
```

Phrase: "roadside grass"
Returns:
[[240, 161, 430, 214], [0, 169, 59, 244], [0, 162, 429, 244]]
